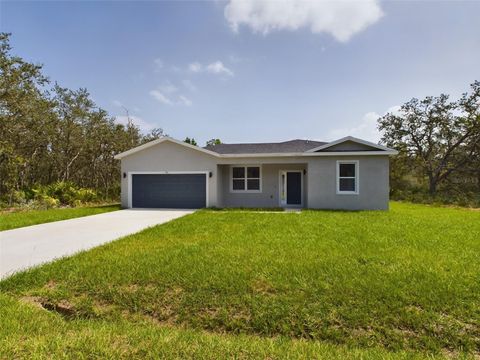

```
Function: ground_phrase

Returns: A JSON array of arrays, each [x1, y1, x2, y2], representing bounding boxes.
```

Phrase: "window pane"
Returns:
[[232, 179, 245, 190], [247, 167, 260, 178], [247, 179, 260, 190], [232, 167, 245, 178], [340, 163, 356, 177], [339, 178, 356, 192]]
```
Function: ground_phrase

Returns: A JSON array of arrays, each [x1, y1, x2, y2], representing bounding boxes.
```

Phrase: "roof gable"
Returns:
[[307, 136, 394, 153], [114, 137, 220, 160]]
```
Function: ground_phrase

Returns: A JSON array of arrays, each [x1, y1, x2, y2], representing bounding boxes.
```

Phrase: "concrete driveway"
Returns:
[[0, 209, 194, 279]]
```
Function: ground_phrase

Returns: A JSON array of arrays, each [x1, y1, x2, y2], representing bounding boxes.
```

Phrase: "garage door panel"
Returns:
[[132, 174, 206, 208]]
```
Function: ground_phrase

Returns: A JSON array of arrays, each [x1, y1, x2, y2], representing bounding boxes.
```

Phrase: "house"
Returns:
[[114, 136, 398, 210]]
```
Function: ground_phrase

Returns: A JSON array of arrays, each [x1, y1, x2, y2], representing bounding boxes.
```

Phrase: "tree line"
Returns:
[[378, 82, 480, 206], [0, 33, 151, 205]]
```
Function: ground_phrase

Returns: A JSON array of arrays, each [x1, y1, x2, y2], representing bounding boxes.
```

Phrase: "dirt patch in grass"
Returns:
[[43, 280, 57, 290], [20, 296, 75, 318], [251, 277, 276, 296], [121, 284, 140, 293], [20, 296, 46, 310], [42, 300, 76, 318], [351, 327, 375, 338], [164, 286, 183, 297]]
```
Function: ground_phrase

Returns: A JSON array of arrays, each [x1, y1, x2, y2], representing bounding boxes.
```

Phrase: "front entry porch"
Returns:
[[217, 163, 307, 208]]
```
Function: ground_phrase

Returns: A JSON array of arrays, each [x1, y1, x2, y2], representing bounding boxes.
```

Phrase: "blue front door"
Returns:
[[286, 172, 302, 205]]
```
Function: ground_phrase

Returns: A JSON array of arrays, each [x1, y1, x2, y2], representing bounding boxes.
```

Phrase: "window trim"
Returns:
[[336, 160, 359, 195], [230, 165, 262, 193]]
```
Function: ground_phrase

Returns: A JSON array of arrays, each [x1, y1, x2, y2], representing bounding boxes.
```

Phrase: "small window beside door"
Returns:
[[336, 161, 359, 194], [231, 166, 261, 192]]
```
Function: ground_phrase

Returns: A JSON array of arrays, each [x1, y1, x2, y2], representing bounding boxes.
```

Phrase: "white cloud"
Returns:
[[385, 105, 402, 116], [327, 112, 381, 143], [149, 90, 174, 105], [178, 95, 193, 107], [224, 0, 383, 42], [149, 86, 193, 107], [115, 115, 156, 133], [206, 61, 234, 76], [188, 61, 234, 76], [188, 62, 203, 73], [154, 58, 164, 72], [327, 105, 401, 143], [158, 81, 178, 94]]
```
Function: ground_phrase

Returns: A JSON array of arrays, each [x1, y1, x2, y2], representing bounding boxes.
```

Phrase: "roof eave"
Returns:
[[219, 150, 398, 158], [114, 136, 399, 160]]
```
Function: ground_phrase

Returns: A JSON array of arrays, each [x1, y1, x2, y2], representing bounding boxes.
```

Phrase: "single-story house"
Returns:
[[114, 136, 398, 210]]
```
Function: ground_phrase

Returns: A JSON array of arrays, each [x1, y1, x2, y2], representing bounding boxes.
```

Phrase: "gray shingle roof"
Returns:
[[204, 139, 327, 154]]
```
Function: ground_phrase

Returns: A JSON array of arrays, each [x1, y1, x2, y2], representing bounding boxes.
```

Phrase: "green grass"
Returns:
[[1, 202, 479, 358], [0, 204, 121, 231], [0, 294, 439, 359]]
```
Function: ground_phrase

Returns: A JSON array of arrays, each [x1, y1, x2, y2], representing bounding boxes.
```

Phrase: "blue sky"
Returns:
[[1, 0, 479, 145]]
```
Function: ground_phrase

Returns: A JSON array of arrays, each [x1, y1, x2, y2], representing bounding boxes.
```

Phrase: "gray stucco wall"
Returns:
[[218, 156, 389, 210], [219, 163, 307, 208], [120, 141, 218, 208], [306, 156, 390, 210]]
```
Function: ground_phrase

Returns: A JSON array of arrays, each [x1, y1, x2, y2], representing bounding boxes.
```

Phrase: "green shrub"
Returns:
[[76, 188, 97, 203], [29, 182, 98, 208], [11, 190, 27, 205], [391, 188, 480, 208], [45, 182, 79, 205], [33, 194, 59, 209]]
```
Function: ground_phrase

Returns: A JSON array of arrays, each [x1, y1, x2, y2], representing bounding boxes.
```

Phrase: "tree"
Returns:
[[378, 81, 480, 195], [184, 137, 197, 146], [206, 138, 222, 147], [0, 32, 148, 204], [0, 32, 55, 199], [142, 127, 166, 144], [51, 85, 93, 182]]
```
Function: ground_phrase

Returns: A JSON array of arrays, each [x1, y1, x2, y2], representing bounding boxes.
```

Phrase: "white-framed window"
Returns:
[[336, 160, 359, 195], [230, 166, 261, 192]]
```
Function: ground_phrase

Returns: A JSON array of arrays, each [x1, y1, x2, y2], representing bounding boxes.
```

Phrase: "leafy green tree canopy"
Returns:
[[0, 33, 151, 205], [184, 137, 198, 146], [206, 138, 222, 147], [378, 81, 480, 194]]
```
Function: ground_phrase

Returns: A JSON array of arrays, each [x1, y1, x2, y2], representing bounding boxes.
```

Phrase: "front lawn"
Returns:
[[1, 202, 479, 358], [0, 293, 434, 359], [0, 204, 120, 231]]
